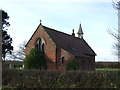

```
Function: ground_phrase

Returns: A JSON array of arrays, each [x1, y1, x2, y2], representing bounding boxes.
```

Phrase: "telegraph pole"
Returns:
[[0, 10, 2, 89]]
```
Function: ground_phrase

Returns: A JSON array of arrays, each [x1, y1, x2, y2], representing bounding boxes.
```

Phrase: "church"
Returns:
[[25, 22, 96, 70]]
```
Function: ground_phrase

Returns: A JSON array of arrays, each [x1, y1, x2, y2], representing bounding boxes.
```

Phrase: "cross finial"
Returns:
[[40, 20, 42, 25]]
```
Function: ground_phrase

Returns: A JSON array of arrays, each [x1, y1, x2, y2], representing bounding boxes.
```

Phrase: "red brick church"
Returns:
[[25, 22, 96, 70]]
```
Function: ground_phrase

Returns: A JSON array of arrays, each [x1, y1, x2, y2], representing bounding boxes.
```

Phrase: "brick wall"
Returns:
[[55, 48, 75, 70], [61, 49, 74, 64], [75, 56, 95, 70], [25, 25, 57, 69], [25, 25, 95, 71]]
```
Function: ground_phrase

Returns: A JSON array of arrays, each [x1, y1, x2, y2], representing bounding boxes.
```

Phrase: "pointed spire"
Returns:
[[77, 23, 84, 39]]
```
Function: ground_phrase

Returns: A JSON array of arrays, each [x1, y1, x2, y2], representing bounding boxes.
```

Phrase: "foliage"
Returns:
[[2, 69, 120, 88], [24, 48, 47, 69], [66, 60, 80, 70], [2, 10, 13, 60]]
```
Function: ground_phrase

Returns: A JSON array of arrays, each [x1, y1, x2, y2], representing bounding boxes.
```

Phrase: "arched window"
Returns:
[[35, 38, 41, 52], [42, 43, 45, 52], [62, 57, 64, 64], [35, 38, 46, 53]]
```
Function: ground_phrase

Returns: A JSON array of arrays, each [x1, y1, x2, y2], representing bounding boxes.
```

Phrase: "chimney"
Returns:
[[72, 29, 75, 37]]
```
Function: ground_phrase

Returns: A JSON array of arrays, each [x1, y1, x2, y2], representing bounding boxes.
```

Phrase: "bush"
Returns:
[[66, 60, 80, 70], [24, 48, 47, 69]]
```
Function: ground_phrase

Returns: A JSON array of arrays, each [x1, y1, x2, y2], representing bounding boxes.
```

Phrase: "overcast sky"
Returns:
[[0, 0, 118, 62]]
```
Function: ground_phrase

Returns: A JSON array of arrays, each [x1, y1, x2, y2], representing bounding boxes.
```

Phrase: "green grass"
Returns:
[[96, 68, 120, 71]]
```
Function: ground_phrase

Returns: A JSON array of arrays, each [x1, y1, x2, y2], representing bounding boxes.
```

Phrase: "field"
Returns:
[[96, 68, 120, 71]]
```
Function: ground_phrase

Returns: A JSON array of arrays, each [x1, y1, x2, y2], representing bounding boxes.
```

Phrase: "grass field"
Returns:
[[96, 68, 120, 72]]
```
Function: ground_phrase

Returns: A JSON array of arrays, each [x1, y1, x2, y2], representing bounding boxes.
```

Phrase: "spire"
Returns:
[[77, 23, 84, 39]]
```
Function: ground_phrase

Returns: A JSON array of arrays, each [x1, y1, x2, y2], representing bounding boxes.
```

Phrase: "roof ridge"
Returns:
[[42, 25, 73, 37], [42, 25, 85, 41], [25, 24, 96, 56]]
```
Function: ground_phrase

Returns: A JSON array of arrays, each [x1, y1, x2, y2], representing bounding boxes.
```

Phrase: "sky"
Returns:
[[0, 0, 118, 62]]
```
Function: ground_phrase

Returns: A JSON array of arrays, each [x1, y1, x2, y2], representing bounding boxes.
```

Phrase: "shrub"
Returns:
[[24, 48, 47, 69], [66, 60, 80, 70]]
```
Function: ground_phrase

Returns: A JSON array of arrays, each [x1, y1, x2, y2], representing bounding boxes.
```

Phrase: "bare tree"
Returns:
[[110, 0, 120, 60], [7, 41, 26, 61], [108, 30, 120, 59], [113, 0, 120, 10]]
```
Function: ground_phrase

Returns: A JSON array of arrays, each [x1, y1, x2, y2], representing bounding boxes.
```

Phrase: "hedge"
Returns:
[[2, 69, 120, 88], [95, 62, 120, 68]]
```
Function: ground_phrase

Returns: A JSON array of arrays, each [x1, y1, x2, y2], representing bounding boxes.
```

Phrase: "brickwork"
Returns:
[[25, 25, 95, 71], [61, 49, 74, 64], [75, 56, 95, 70], [55, 48, 75, 70], [26, 25, 57, 69]]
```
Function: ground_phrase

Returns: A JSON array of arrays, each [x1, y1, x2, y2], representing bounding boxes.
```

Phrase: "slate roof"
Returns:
[[43, 25, 96, 57], [26, 24, 96, 57]]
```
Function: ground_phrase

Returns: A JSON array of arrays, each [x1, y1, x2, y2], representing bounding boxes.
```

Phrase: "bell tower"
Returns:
[[77, 23, 84, 39]]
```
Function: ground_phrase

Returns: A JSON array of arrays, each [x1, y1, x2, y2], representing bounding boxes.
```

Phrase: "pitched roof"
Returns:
[[43, 25, 96, 57], [26, 24, 96, 57]]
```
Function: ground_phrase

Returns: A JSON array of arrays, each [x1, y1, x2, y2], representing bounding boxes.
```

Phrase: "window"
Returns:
[[35, 38, 46, 53], [62, 57, 64, 64], [42, 43, 45, 52], [35, 38, 41, 52]]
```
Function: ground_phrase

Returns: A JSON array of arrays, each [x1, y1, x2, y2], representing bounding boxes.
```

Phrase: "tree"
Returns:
[[108, 30, 120, 59], [66, 59, 80, 70], [7, 41, 26, 61], [2, 10, 13, 61], [112, 1, 120, 10], [24, 48, 47, 69], [108, 1, 120, 60]]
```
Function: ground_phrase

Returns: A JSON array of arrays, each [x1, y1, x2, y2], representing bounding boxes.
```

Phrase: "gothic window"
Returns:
[[35, 38, 46, 53], [42, 43, 45, 52], [62, 57, 64, 64], [35, 38, 41, 52]]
